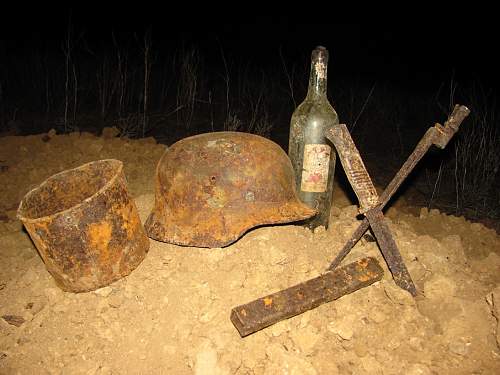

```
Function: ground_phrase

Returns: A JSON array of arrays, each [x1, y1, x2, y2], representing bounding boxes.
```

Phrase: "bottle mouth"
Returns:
[[312, 46, 329, 61]]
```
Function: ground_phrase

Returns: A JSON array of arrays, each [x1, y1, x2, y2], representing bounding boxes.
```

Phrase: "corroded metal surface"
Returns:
[[365, 208, 417, 296], [327, 105, 470, 271], [326, 123, 379, 212], [230, 257, 384, 337], [145, 132, 316, 248], [17, 159, 149, 293], [326, 123, 417, 296]]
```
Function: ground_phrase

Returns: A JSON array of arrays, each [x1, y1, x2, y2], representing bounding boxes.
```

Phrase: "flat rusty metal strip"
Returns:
[[230, 257, 384, 337], [327, 105, 470, 271], [326, 124, 379, 212], [365, 208, 417, 296]]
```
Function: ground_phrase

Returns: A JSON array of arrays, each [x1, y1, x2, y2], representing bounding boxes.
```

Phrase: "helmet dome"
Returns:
[[145, 131, 316, 247]]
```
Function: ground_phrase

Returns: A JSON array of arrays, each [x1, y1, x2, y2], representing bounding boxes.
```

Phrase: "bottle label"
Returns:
[[300, 144, 331, 192]]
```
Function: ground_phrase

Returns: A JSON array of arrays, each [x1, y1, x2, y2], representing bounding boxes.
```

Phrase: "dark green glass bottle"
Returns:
[[288, 46, 339, 230]]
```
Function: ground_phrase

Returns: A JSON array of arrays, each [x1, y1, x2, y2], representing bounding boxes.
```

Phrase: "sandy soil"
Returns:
[[1, 130, 499, 374]]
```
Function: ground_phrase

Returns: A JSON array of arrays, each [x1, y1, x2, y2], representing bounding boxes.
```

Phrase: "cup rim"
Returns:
[[17, 159, 124, 224]]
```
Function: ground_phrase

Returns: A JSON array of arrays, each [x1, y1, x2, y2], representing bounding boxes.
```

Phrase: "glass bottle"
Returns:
[[288, 46, 339, 230]]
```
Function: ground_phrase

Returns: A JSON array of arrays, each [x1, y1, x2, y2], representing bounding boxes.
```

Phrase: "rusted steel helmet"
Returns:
[[145, 131, 316, 247]]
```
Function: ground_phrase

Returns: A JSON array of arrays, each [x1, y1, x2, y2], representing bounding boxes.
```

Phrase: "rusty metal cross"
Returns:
[[229, 106, 470, 338], [325, 105, 470, 296]]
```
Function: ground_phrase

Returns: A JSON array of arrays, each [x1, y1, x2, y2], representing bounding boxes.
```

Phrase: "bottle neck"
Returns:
[[306, 47, 328, 100]]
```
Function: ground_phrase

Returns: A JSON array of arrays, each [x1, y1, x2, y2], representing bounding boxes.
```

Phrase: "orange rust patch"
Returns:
[[116, 202, 141, 239], [358, 274, 372, 282], [144, 132, 316, 248], [357, 258, 369, 267], [88, 221, 113, 263], [263, 297, 273, 307]]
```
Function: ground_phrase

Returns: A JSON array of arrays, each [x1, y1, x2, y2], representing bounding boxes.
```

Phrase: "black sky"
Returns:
[[2, 10, 499, 94]]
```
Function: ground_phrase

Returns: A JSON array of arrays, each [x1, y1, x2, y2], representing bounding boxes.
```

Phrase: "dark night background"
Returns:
[[3, 14, 498, 89], [1, 13, 499, 222], [2, 16, 498, 130]]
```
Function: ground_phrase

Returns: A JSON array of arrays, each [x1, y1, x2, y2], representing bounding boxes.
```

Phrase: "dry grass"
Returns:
[[452, 86, 499, 217]]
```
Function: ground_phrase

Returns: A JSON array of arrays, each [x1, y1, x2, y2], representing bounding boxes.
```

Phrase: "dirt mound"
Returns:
[[1, 132, 499, 374]]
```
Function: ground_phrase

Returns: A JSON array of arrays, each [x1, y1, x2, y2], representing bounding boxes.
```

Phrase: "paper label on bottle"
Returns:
[[300, 144, 331, 192]]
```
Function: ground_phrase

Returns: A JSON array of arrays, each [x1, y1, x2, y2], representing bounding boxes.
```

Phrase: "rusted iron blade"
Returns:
[[325, 122, 416, 295], [365, 209, 417, 296], [230, 257, 384, 337], [327, 124, 379, 212], [327, 105, 470, 271]]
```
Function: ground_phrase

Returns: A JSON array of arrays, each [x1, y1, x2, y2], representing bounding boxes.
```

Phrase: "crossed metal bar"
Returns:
[[325, 105, 470, 296]]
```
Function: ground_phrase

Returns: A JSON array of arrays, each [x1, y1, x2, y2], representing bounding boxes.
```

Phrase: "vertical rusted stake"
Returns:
[[325, 105, 470, 296], [364, 208, 416, 295]]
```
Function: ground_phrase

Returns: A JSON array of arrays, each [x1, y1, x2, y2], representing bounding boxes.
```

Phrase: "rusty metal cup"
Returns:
[[17, 159, 149, 292]]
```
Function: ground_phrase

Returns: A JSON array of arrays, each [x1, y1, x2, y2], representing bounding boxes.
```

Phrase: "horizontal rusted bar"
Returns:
[[230, 257, 384, 337]]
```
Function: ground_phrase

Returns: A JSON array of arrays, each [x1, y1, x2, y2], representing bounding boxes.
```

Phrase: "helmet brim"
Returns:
[[145, 200, 316, 248]]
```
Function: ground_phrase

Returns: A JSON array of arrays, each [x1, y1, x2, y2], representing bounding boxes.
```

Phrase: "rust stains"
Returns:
[[230, 257, 384, 337], [263, 297, 273, 307], [145, 132, 317, 248], [88, 221, 113, 264], [17, 159, 149, 293]]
